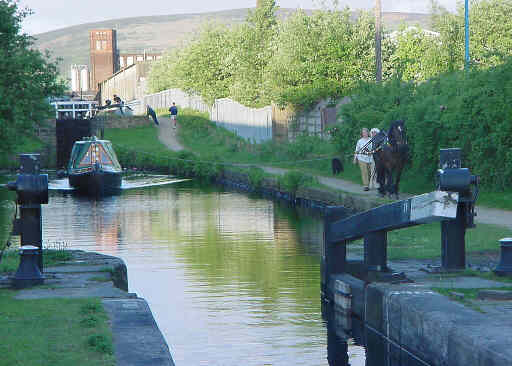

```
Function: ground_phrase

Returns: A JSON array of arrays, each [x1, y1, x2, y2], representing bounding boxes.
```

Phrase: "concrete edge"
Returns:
[[102, 298, 175, 366], [330, 274, 512, 366]]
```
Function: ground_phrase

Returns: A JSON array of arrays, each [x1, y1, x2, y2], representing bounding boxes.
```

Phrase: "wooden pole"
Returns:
[[375, 0, 382, 82]]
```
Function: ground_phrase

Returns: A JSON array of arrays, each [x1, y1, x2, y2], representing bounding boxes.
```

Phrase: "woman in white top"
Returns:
[[353, 128, 372, 191]]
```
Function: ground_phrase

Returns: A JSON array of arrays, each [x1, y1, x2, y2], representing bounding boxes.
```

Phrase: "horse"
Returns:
[[372, 120, 409, 199]]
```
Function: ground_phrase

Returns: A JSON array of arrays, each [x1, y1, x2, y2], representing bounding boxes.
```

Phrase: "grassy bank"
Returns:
[[0, 292, 115, 366]]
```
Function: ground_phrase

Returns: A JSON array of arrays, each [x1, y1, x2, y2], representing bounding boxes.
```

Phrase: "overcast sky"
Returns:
[[19, 0, 458, 35]]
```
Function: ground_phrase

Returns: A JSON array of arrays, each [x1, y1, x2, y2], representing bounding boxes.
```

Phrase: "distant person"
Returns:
[[146, 105, 159, 126], [169, 102, 178, 129], [353, 127, 372, 191], [113, 94, 122, 104]]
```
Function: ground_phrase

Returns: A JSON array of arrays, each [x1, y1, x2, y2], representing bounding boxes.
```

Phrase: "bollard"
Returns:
[[12, 246, 44, 289], [438, 149, 478, 271], [7, 154, 49, 288], [494, 238, 512, 277]]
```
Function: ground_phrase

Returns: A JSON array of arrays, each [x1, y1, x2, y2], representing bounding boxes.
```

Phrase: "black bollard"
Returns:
[[494, 238, 512, 276], [438, 149, 478, 271], [7, 154, 49, 288], [12, 246, 44, 289]]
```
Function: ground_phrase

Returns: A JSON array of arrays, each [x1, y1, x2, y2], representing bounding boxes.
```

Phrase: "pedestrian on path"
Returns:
[[169, 102, 178, 129], [146, 105, 159, 125], [353, 127, 372, 191], [369, 127, 380, 190]]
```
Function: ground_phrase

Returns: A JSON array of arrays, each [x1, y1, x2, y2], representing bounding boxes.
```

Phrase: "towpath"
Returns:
[[154, 121, 512, 230], [157, 116, 184, 151]]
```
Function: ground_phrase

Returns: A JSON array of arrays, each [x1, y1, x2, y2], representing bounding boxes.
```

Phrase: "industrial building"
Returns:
[[85, 29, 162, 92]]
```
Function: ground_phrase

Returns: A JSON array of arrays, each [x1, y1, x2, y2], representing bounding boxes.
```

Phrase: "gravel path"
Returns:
[[155, 130, 512, 231], [157, 116, 184, 151]]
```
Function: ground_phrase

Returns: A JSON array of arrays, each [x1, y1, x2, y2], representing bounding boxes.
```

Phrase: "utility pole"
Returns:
[[464, 0, 470, 70], [375, 0, 382, 82]]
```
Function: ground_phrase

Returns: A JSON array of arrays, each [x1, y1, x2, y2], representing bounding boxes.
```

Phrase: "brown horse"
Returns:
[[373, 120, 409, 199]]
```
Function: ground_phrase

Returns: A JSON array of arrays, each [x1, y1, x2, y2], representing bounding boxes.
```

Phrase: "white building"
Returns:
[[70, 64, 90, 92]]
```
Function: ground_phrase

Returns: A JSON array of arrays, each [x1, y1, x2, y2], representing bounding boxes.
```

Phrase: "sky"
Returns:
[[19, 0, 458, 35]]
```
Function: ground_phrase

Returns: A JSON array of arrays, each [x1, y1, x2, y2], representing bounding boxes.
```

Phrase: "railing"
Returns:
[[322, 149, 478, 300]]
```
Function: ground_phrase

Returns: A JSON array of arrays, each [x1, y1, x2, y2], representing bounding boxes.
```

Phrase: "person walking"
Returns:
[[169, 102, 178, 129], [353, 128, 372, 191], [369, 128, 380, 190]]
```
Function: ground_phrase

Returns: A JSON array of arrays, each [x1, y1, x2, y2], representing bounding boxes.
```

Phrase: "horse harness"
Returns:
[[358, 131, 390, 155]]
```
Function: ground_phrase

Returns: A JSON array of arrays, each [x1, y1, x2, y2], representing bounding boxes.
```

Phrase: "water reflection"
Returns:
[[4, 178, 366, 365]]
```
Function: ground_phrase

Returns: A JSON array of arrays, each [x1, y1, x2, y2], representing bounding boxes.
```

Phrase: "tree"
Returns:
[[265, 8, 376, 109], [430, 0, 512, 71], [0, 0, 64, 154]]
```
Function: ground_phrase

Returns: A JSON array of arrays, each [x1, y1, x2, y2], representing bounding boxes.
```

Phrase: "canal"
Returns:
[[3, 177, 366, 365]]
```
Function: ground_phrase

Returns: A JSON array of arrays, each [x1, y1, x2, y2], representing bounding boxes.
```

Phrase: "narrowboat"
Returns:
[[67, 136, 122, 195]]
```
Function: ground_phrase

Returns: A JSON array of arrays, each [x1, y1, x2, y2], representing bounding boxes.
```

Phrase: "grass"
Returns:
[[347, 222, 512, 260], [431, 269, 512, 284], [88, 276, 112, 283], [0, 292, 115, 366], [432, 286, 512, 313], [0, 249, 73, 274]]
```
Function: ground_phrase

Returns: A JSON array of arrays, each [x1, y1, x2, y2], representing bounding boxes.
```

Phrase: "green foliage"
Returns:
[[384, 25, 446, 81], [267, 8, 375, 109], [87, 334, 113, 355], [247, 166, 266, 188], [337, 57, 512, 191], [149, 4, 375, 109], [0, 1, 65, 155], [278, 171, 317, 194], [148, 0, 512, 112]]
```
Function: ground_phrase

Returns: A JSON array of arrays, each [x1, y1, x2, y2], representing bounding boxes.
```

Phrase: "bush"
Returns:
[[278, 171, 317, 194], [337, 58, 512, 191]]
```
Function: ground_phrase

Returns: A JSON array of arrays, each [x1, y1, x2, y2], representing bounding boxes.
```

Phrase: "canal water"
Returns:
[[2, 176, 366, 365]]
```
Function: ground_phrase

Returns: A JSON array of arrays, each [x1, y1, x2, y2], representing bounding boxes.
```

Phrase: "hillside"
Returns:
[[32, 8, 429, 77]]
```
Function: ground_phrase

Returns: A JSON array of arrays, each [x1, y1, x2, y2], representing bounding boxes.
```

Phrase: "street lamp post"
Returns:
[[465, 0, 470, 70], [375, 0, 382, 82]]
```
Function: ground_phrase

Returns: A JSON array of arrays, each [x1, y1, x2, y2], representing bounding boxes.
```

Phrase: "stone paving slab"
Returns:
[[103, 299, 175, 366]]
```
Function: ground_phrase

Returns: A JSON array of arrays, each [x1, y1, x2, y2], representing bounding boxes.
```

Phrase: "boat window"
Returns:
[[78, 149, 92, 166], [102, 142, 121, 169], [99, 145, 113, 165]]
